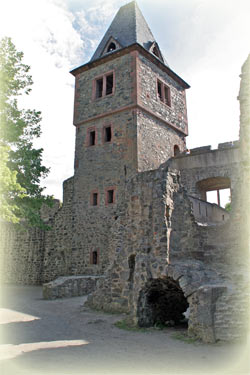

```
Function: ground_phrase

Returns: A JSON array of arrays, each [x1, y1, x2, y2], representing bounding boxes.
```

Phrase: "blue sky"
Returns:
[[1, 0, 249, 200]]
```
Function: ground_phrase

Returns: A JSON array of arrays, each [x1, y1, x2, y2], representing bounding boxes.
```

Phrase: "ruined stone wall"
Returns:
[[170, 145, 240, 200], [42, 178, 74, 282], [0, 222, 45, 285], [87, 161, 248, 342]]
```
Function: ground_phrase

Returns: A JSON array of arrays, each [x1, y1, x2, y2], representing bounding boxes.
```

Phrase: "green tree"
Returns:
[[0, 37, 53, 227], [224, 202, 231, 212]]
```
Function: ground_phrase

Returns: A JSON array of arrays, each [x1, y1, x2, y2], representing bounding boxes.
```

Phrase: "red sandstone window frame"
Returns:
[[86, 126, 97, 147], [157, 79, 171, 107], [105, 186, 116, 206], [102, 123, 113, 144], [90, 249, 100, 265], [92, 70, 115, 100], [90, 189, 100, 207]]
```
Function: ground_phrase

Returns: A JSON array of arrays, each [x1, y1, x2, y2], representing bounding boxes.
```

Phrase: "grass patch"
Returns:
[[114, 319, 149, 332], [171, 332, 200, 344]]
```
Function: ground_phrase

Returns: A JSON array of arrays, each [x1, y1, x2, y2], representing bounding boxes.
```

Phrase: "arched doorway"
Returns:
[[137, 277, 188, 327], [174, 145, 180, 156]]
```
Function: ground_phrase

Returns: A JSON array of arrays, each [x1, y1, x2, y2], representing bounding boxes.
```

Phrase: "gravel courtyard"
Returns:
[[0, 286, 248, 375]]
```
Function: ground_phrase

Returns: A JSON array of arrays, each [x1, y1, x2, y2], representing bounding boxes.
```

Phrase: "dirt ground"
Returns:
[[0, 285, 249, 375]]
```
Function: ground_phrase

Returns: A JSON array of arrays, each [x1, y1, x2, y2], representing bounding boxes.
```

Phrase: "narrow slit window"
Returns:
[[107, 189, 114, 204], [92, 251, 98, 265], [96, 78, 103, 98], [92, 193, 98, 206], [104, 126, 112, 142], [106, 74, 113, 95], [157, 81, 163, 101], [89, 130, 96, 146]]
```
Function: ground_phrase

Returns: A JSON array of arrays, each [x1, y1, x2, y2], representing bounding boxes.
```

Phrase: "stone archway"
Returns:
[[137, 277, 189, 327]]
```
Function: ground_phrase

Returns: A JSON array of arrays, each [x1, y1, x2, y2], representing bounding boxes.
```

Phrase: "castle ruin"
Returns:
[[1, 1, 249, 343]]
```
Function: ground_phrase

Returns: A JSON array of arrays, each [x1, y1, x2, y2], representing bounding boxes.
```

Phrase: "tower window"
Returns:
[[93, 71, 115, 100], [106, 74, 113, 95], [105, 187, 116, 205], [96, 78, 103, 98], [157, 81, 163, 101], [108, 189, 114, 204], [90, 250, 99, 265], [107, 42, 116, 52], [104, 125, 112, 142], [86, 127, 97, 147], [92, 193, 98, 206], [157, 79, 171, 107], [90, 190, 99, 206], [89, 130, 96, 146]]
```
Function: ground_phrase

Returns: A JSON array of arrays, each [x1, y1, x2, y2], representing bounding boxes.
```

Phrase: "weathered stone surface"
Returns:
[[43, 275, 103, 300]]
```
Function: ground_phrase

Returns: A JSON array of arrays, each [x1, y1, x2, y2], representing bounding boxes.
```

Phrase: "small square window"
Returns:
[[89, 130, 96, 146], [104, 126, 112, 142]]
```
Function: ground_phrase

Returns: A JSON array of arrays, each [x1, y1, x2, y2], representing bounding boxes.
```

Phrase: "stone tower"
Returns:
[[69, 1, 190, 274]]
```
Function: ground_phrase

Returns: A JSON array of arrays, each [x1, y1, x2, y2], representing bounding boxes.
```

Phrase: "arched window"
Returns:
[[174, 145, 180, 156], [107, 42, 116, 52]]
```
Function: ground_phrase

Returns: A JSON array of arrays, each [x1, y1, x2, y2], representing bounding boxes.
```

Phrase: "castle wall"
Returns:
[[170, 145, 240, 200], [0, 222, 45, 285], [87, 163, 248, 342], [42, 178, 74, 282]]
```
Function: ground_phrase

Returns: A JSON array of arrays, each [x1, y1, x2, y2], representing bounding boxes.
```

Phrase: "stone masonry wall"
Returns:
[[137, 109, 185, 172], [137, 54, 188, 134], [74, 52, 136, 125], [170, 145, 240, 201], [87, 161, 248, 342], [0, 222, 45, 285]]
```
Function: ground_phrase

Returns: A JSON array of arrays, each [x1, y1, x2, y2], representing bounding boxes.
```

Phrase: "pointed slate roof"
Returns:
[[91, 1, 168, 65]]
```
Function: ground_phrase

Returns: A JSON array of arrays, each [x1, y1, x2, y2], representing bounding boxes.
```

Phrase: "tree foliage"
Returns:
[[0, 37, 53, 227], [224, 202, 231, 212]]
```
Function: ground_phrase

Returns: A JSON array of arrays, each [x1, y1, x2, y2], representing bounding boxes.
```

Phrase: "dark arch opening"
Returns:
[[174, 145, 180, 156], [107, 42, 116, 52], [137, 277, 189, 328]]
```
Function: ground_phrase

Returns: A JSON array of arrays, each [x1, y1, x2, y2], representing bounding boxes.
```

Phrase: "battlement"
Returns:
[[185, 140, 239, 157]]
